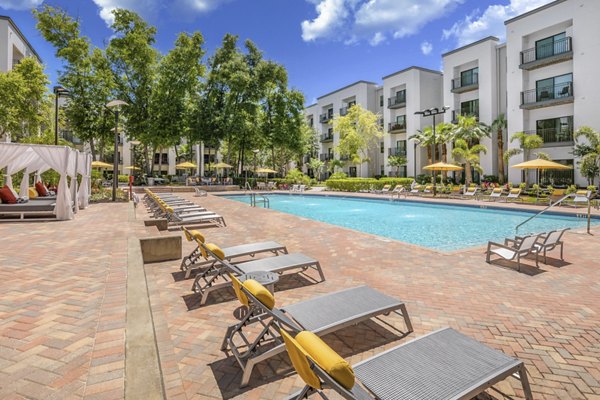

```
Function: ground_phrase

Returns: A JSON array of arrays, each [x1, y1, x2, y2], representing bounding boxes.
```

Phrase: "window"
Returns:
[[308, 117, 313, 127], [327, 108, 333, 118], [536, 116, 573, 143], [396, 140, 407, 152], [154, 153, 168, 164], [328, 127, 333, 135], [460, 67, 478, 87], [395, 90, 406, 103], [536, 73, 572, 101], [347, 101, 356, 108], [379, 95, 383, 107], [460, 99, 479, 118], [396, 115, 406, 126], [540, 159, 574, 186], [399, 166, 407, 178], [535, 32, 566, 60], [380, 142, 384, 154], [349, 167, 357, 177]]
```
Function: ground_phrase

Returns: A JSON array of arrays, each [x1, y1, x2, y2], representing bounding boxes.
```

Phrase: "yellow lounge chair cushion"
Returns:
[[204, 243, 224, 260], [281, 330, 322, 390], [28, 187, 38, 198], [576, 190, 589, 196], [492, 188, 502, 193], [510, 189, 520, 194], [295, 331, 355, 390], [242, 279, 274, 310], [191, 231, 205, 244], [229, 274, 249, 307]]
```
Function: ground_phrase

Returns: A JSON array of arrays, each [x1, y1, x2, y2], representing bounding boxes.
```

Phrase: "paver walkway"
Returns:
[[143, 192, 600, 400]]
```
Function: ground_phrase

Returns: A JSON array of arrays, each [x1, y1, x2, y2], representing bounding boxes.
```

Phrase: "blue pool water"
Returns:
[[223, 194, 596, 251]]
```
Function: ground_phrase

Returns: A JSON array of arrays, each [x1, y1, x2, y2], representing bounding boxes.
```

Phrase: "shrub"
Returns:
[[325, 177, 414, 192], [415, 174, 431, 185], [566, 184, 577, 194], [118, 174, 130, 183], [285, 169, 311, 185], [587, 185, 597, 192], [329, 172, 347, 180], [482, 175, 499, 183]]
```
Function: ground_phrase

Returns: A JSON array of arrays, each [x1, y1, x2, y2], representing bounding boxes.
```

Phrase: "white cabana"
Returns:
[[77, 152, 92, 209], [0, 143, 92, 220]]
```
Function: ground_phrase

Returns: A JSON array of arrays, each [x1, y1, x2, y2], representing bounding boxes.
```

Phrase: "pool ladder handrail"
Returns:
[[515, 193, 591, 234], [249, 191, 270, 208]]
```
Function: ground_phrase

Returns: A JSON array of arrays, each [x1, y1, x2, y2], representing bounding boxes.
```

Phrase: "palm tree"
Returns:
[[573, 126, 600, 185], [452, 139, 487, 185], [308, 158, 325, 181], [327, 159, 345, 174], [503, 132, 544, 184], [387, 155, 407, 177], [491, 114, 507, 183], [409, 129, 434, 165]]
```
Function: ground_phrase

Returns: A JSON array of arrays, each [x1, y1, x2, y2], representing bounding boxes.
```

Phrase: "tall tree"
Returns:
[[491, 113, 507, 183], [333, 105, 382, 177], [452, 115, 490, 184], [503, 131, 544, 184], [573, 126, 600, 186], [452, 139, 487, 185]]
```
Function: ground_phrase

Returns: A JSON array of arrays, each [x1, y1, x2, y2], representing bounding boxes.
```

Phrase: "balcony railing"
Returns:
[[520, 82, 573, 108], [388, 95, 406, 109], [451, 73, 479, 93], [523, 128, 573, 144], [520, 37, 572, 68], [339, 107, 348, 116], [319, 154, 333, 162], [388, 148, 407, 157], [388, 122, 406, 133], [320, 132, 334, 142], [319, 113, 332, 123]]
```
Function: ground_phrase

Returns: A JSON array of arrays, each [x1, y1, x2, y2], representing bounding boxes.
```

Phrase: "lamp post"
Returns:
[[106, 100, 128, 202], [414, 106, 450, 197], [129, 140, 141, 200], [53, 86, 70, 145]]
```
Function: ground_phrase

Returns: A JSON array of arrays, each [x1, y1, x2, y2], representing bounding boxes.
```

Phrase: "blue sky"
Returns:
[[1, 0, 553, 105]]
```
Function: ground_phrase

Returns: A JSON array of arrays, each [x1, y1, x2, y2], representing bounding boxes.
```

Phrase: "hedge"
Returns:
[[325, 177, 414, 192]]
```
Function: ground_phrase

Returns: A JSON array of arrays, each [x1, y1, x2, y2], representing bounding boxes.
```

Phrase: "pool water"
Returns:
[[223, 194, 596, 251]]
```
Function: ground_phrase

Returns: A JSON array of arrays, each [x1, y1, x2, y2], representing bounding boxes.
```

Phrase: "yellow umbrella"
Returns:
[[256, 167, 277, 174], [176, 162, 197, 169], [91, 161, 113, 169], [125, 166, 141, 171], [212, 162, 233, 169], [511, 159, 572, 170], [423, 162, 463, 171]]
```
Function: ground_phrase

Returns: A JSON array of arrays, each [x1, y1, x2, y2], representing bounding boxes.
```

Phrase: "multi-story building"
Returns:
[[505, 0, 599, 186], [0, 16, 41, 73], [382, 67, 443, 177], [442, 37, 506, 181]]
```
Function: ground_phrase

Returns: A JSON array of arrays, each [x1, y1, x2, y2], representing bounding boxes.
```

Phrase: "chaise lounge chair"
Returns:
[[191, 242, 324, 305], [282, 326, 532, 400], [180, 227, 288, 278], [480, 187, 503, 202], [503, 188, 522, 202], [486, 233, 541, 271], [223, 277, 412, 387], [165, 207, 226, 228], [510, 228, 569, 264]]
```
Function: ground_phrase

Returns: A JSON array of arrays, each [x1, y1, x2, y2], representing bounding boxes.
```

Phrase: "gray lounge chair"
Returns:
[[511, 228, 569, 264], [223, 279, 412, 387], [503, 188, 522, 202], [486, 233, 541, 271], [166, 208, 226, 227], [180, 227, 288, 278], [191, 242, 324, 305], [481, 188, 503, 202], [284, 327, 532, 400]]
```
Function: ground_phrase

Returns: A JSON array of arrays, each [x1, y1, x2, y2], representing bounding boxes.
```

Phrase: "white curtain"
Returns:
[[0, 143, 27, 190], [23, 158, 52, 197], [68, 150, 78, 213], [33, 146, 73, 220], [77, 152, 91, 209], [4, 148, 41, 197]]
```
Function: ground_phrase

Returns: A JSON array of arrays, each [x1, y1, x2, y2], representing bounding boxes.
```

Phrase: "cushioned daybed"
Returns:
[[0, 199, 56, 220]]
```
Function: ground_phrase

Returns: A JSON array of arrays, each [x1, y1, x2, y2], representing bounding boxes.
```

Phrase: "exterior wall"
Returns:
[[0, 17, 41, 73], [506, 0, 600, 186]]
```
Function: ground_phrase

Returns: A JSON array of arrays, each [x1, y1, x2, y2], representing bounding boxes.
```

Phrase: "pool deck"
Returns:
[[1, 190, 600, 399]]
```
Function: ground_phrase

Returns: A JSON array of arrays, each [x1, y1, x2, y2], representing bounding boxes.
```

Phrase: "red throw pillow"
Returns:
[[35, 181, 48, 197], [0, 185, 17, 204]]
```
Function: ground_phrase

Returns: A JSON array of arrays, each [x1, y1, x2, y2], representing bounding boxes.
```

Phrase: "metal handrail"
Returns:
[[516, 193, 591, 233]]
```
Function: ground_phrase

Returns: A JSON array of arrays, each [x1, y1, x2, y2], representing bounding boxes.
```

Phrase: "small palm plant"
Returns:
[[387, 155, 407, 177], [573, 126, 600, 186], [451, 139, 487, 185]]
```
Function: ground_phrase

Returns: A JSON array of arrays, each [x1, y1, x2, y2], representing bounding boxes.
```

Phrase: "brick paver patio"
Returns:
[[1, 191, 599, 399]]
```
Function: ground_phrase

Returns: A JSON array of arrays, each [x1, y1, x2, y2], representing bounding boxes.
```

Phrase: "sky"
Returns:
[[1, 0, 554, 105]]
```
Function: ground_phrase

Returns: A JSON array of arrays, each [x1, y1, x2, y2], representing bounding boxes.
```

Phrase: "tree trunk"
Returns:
[[465, 161, 473, 185], [89, 139, 97, 161], [497, 128, 505, 183]]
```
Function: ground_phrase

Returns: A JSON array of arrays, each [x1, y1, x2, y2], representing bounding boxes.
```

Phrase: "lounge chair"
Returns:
[[283, 327, 532, 400], [510, 228, 568, 264], [421, 185, 434, 196], [0, 198, 57, 220], [180, 227, 288, 278], [503, 188, 522, 202], [569, 190, 591, 208], [372, 184, 391, 194], [165, 207, 226, 228], [257, 182, 267, 190], [480, 187, 503, 202], [461, 186, 479, 199], [407, 185, 422, 196], [290, 184, 300, 192], [223, 277, 412, 387], [267, 181, 276, 190], [194, 187, 207, 197], [390, 185, 406, 199], [191, 242, 324, 305], [486, 233, 541, 271]]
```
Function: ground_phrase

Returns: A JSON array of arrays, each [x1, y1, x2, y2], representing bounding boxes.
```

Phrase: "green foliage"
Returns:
[[325, 178, 414, 192], [329, 172, 347, 180], [90, 187, 128, 202], [284, 169, 311, 185], [566, 184, 577, 194], [308, 158, 325, 180], [387, 155, 407, 177], [574, 126, 600, 185], [451, 138, 487, 185]]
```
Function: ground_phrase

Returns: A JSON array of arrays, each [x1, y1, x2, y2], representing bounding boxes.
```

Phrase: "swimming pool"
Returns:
[[223, 194, 596, 251]]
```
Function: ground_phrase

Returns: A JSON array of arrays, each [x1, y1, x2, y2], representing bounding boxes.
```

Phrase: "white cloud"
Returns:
[[301, 0, 463, 45], [301, 0, 349, 42], [176, 0, 232, 13], [443, 0, 554, 46], [421, 41, 433, 55], [0, 0, 43, 11]]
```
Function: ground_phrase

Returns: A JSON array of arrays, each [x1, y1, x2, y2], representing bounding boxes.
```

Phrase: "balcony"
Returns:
[[388, 95, 406, 109], [319, 113, 332, 123], [388, 122, 406, 133], [523, 128, 573, 146], [388, 148, 407, 157], [339, 107, 348, 116], [520, 82, 573, 110], [520, 37, 572, 70], [320, 132, 334, 143], [451, 74, 479, 94], [319, 154, 333, 162], [451, 111, 479, 124]]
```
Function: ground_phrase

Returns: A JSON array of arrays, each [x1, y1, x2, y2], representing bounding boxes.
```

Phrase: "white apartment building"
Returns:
[[505, 0, 600, 186], [0, 16, 41, 72], [382, 67, 443, 177], [442, 37, 506, 180]]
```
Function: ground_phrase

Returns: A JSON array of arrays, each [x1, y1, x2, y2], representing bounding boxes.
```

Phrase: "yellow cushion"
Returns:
[[166, 206, 174, 214], [281, 330, 322, 390], [242, 279, 275, 310], [295, 331, 355, 390], [192, 231, 205, 244], [28, 187, 38, 198], [576, 190, 589, 195], [229, 273, 249, 307], [467, 187, 476, 193], [510, 189, 520, 194], [492, 188, 502, 193], [205, 243, 224, 260]]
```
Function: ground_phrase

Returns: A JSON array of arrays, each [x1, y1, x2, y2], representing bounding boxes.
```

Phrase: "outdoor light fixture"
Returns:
[[53, 86, 70, 145], [106, 100, 129, 202], [414, 106, 450, 197]]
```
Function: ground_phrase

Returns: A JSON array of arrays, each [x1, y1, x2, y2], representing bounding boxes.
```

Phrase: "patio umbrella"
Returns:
[[175, 162, 197, 169], [125, 166, 141, 171], [423, 162, 463, 171], [511, 159, 572, 185], [256, 167, 277, 183], [91, 161, 113, 169], [212, 162, 233, 169]]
